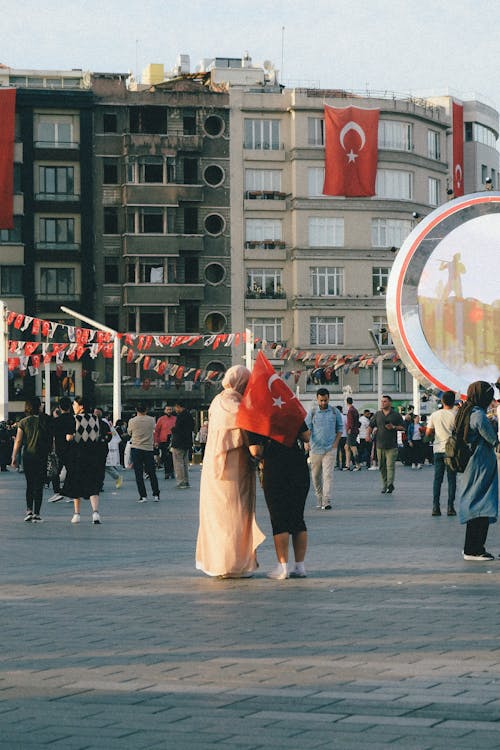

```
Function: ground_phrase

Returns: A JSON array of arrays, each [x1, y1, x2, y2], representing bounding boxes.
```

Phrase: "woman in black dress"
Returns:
[[248, 423, 311, 580], [62, 396, 110, 525]]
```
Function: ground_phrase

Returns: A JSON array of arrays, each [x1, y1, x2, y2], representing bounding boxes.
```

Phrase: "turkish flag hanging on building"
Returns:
[[323, 105, 379, 197], [0, 89, 16, 230], [452, 101, 464, 197], [236, 351, 306, 448]]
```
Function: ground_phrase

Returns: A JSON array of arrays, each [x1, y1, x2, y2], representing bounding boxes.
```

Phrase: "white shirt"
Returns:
[[359, 415, 370, 440], [427, 407, 456, 453]]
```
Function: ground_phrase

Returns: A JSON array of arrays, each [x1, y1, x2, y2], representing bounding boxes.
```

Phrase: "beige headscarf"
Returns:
[[209, 366, 251, 478]]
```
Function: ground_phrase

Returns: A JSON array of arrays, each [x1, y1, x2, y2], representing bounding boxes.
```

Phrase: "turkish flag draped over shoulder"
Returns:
[[323, 105, 379, 197], [236, 351, 306, 448], [452, 101, 464, 197], [0, 89, 16, 230]]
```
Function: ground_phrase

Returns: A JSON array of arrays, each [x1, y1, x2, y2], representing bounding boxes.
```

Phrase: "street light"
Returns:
[[368, 328, 383, 408], [61, 306, 122, 424]]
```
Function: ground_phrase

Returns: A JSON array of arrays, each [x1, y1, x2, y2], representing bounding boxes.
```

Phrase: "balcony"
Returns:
[[35, 192, 80, 202], [123, 133, 203, 153], [34, 140, 79, 150], [35, 242, 80, 251], [123, 234, 203, 256], [244, 240, 286, 250], [123, 283, 204, 305], [245, 290, 287, 311], [122, 183, 203, 205], [244, 190, 286, 200]]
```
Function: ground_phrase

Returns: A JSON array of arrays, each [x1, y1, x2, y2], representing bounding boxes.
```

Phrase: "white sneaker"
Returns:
[[71, 513, 80, 524], [267, 564, 289, 580], [289, 567, 307, 578], [48, 493, 64, 503], [153, 495, 160, 502], [92, 512, 101, 525], [137, 497, 147, 503], [368, 466, 378, 470]]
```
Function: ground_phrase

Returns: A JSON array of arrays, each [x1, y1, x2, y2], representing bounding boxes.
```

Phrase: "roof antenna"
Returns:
[[281, 26, 285, 83]]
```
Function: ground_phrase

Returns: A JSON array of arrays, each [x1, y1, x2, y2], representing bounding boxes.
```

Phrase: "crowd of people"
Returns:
[[4, 375, 500, 571]]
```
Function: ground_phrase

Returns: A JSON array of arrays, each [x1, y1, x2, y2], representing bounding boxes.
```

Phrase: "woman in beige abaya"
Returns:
[[196, 365, 265, 578]]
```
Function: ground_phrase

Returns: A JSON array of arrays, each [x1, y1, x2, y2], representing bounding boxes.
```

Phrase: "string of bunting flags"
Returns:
[[6, 309, 400, 381]]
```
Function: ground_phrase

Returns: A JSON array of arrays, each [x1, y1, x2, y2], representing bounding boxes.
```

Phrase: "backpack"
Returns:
[[444, 424, 473, 473]]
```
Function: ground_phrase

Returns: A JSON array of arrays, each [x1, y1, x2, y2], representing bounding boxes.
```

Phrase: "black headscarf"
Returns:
[[454, 380, 494, 440]]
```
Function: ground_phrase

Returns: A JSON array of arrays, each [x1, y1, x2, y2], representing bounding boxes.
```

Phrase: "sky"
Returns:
[[3, 0, 500, 112]]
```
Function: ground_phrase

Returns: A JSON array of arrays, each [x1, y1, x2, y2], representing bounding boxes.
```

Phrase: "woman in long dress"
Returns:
[[458, 381, 498, 560], [196, 366, 265, 578]]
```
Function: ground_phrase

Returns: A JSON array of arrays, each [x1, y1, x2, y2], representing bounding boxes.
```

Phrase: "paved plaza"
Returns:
[[2, 461, 500, 749]]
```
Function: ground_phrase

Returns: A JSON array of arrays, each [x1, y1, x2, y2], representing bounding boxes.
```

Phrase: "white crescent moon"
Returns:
[[455, 164, 463, 184], [339, 121, 366, 152], [267, 373, 281, 392]]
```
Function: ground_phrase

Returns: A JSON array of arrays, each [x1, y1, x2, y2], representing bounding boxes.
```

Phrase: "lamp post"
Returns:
[[61, 306, 122, 424], [368, 328, 383, 408]]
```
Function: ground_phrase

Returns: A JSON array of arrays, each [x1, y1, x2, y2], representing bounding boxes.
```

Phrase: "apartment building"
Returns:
[[0, 67, 94, 412]]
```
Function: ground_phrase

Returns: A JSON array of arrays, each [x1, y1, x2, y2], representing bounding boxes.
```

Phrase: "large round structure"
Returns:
[[386, 192, 500, 398]]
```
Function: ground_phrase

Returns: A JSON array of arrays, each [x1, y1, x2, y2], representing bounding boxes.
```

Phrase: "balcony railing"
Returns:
[[35, 242, 80, 251], [245, 289, 286, 299], [35, 193, 80, 201], [244, 240, 286, 250], [34, 141, 79, 149], [244, 190, 286, 200]]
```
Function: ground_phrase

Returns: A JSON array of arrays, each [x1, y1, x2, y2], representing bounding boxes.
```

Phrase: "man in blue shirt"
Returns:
[[305, 388, 343, 510]]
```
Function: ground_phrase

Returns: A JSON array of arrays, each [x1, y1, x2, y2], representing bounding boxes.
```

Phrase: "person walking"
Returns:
[[153, 405, 176, 479], [62, 396, 110, 524], [127, 402, 160, 503], [196, 366, 265, 578], [345, 396, 362, 470], [171, 400, 194, 489], [425, 390, 457, 517], [94, 408, 123, 489], [368, 394, 405, 494], [457, 381, 499, 561], [305, 388, 343, 510], [11, 396, 52, 522], [407, 414, 424, 469], [48, 396, 75, 503]]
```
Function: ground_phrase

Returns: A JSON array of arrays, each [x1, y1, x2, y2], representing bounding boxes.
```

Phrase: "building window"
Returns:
[[205, 262, 225, 285], [104, 308, 119, 330], [183, 158, 198, 185], [139, 308, 165, 332], [310, 267, 344, 296], [427, 130, 441, 160], [245, 169, 282, 192], [137, 261, 164, 283], [310, 316, 344, 345], [104, 260, 119, 284], [40, 267, 75, 295], [308, 167, 326, 197], [465, 121, 497, 148], [308, 217, 344, 247], [0, 217, 22, 243], [38, 166, 75, 198], [491, 169, 497, 188], [127, 157, 164, 184], [428, 177, 440, 206], [103, 160, 119, 185], [248, 317, 282, 342], [39, 217, 75, 247], [35, 115, 75, 147], [129, 106, 167, 134], [204, 164, 224, 187], [481, 164, 488, 184], [104, 208, 119, 234], [0, 266, 22, 295], [372, 267, 390, 295], [204, 312, 227, 333], [103, 113, 118, 133], [378, 121, 412, 151], [127, 207, 168, 234], [371, 218, 412, 248], [372, 316, 393, 346], [183, 111, 196, 135], [247, 269, 283, 297], [184, 207, 198, 234], [184, 304, 199, 332], [375, 170, 413, 200], [245, 219, 282, 243], [204, 213, 225, 236], [308, 117, 324, 146], [244, 119, 280, 150], [204, 115, 224, 137]]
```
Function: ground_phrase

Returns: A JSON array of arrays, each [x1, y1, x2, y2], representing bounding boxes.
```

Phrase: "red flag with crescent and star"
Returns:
[[452, 101, 464, 197], [235, 351, 306, 448], [323, 104, 379, 197]]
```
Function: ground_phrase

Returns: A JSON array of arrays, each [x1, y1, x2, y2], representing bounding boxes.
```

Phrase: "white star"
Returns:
[[346, 150, 358, 163], [272, 396, 285, 408]]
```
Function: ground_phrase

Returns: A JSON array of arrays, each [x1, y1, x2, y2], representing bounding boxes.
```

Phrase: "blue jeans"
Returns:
[[131, 448, 159, 499], [433, 452, 456, 509]]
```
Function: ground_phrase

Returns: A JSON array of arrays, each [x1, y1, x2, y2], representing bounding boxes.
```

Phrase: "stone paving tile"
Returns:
[[2, 467, 500, 748]]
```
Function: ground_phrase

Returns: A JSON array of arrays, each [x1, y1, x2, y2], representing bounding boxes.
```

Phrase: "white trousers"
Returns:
[[310, 448, 336, 505]]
